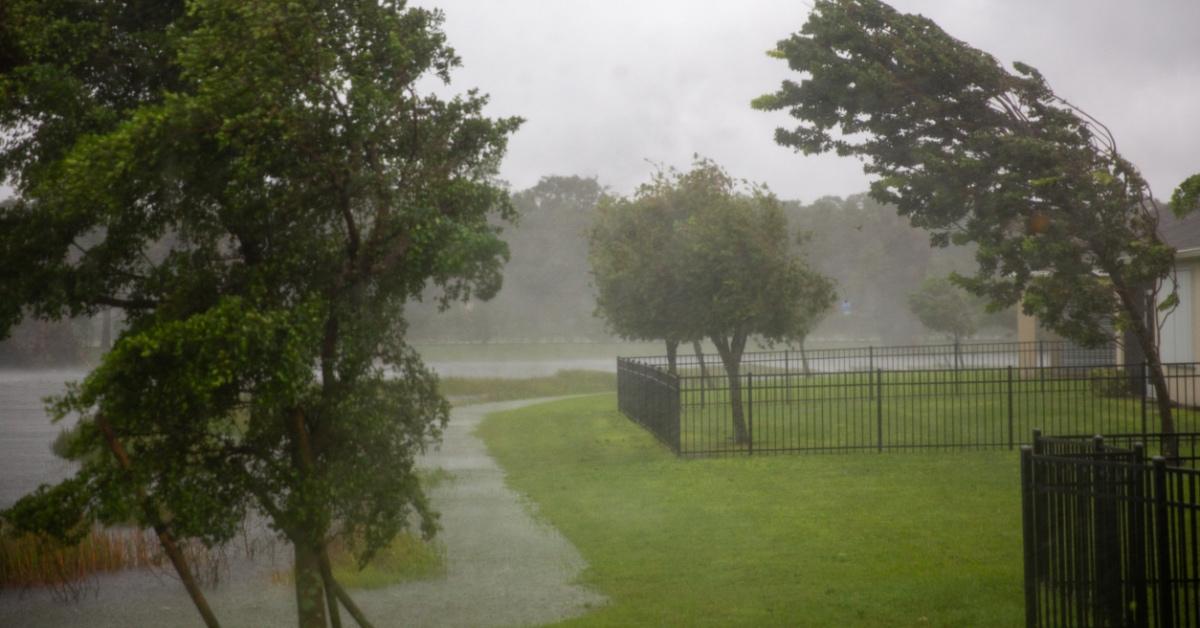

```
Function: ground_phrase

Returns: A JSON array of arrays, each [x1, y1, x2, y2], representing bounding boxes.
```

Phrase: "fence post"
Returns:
[[1038, 340, 1045, 392], [747, 373, 754, 457], [1141, 361, 1148, 441], [1091, 435, 1123, 625], [1007, 366, 1015, 450], [876, 368, 883, 453], [1019, 446, 1038, 628], [1152, 456, 1174, 628], [1030, 428, 1047, 584], [673, 375, 682, 455], [784, 350, 791, 402], [868, 346, 876, 401], [1131, 443, 1149, 628]]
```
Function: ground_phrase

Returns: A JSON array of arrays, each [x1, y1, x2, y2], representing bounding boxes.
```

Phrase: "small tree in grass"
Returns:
[[755, 0, 1182, 449], [591, 158, 834, 444]]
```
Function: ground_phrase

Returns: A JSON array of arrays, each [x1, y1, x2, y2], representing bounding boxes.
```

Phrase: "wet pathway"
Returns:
[[0, 397, 604, 627]]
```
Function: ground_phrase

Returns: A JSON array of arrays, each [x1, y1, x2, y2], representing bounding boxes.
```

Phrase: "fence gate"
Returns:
[[1021, 432, 1200, 628]]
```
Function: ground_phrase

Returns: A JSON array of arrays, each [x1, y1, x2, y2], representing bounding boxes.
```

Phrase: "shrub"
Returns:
[[1089, 368, 1131, 398]]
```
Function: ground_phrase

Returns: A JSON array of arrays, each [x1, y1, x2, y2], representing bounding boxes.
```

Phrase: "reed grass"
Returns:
[[0, 526, 161, 599]]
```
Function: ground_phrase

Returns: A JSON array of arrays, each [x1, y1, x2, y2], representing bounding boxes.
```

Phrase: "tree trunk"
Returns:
[[798, 338, 811, 376], [318, 548, 342, 628], [664, 339, 679, 376], [712, 332, 749, 445], [95, 414, 221, 628], [294, 543, 328, 628], [692, 340, 708, 407], [1112, 275, 1177, 458]]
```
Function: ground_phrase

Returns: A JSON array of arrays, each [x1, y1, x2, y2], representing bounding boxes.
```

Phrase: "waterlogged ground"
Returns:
[[0, 366, 605, 626]]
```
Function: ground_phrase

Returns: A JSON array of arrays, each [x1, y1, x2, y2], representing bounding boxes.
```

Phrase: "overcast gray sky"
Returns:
[[415, 0, 1199, 203], [2, 1, 1194, 204]]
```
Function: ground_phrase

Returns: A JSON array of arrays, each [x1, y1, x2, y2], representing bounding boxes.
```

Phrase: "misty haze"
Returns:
[[2, 1, 1198, 627]]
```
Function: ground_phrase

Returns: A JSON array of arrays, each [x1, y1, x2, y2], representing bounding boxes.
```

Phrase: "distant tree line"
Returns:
[[408, 179, 1012, 345]]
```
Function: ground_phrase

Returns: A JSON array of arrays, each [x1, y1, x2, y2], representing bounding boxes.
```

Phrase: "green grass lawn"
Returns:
[[478, 394, 1027, 627], [438, 369, 614, 405]]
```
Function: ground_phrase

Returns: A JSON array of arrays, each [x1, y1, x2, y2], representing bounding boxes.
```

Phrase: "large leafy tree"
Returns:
[[0, 1, 519, 627], [590, 159, 835, 444], [755, 0, 1180, 442]]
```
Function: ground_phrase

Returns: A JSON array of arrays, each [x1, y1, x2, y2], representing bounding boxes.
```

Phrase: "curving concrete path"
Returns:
[[0, 397, 605, 627]]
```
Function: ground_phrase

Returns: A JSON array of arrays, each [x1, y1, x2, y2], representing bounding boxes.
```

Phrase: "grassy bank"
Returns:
[[439, 369, 614, 405], [478, 394, 1025, 626]]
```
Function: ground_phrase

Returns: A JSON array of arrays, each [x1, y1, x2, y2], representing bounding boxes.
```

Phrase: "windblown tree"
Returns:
[[755, 0, 1181, 442], [0, 2, 520, 627], [591, 159, 834, 444], [678, 173, 835, 444]]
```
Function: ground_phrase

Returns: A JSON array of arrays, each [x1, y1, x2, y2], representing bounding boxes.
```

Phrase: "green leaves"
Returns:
[[1171, 174, 1200, 218], [1, 0, 519, 615], [589, 158, 835, 349], [758, 0, 1171, 355]]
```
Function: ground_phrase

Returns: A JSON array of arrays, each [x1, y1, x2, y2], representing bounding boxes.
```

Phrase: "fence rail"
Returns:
[[1021, 432, 1200, 627], [617, 342, 1200, 457], [635, 340, 1117, 374]]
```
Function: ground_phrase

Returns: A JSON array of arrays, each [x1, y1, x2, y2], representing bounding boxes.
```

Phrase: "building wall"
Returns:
[[1163, 257, 1200, 406]]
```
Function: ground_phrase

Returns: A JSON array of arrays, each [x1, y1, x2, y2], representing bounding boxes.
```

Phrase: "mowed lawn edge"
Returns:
[[476, 393, 1025, 627]]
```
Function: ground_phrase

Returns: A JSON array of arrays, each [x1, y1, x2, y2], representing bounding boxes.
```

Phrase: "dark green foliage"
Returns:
[[1, 0, 520, 623], [755, 0, 1172, 348], [756, 0, 1179, 439]]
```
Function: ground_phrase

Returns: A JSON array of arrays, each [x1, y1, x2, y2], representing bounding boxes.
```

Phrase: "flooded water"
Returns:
[[0, 369, 86, 507], [428, 358, 613, 378], [0, 353, 617, 509], [0, 392, 601, 627]]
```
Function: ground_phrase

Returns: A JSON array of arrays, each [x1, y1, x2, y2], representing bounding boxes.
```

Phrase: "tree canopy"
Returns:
[[907, 277, 980, 344], [0, 1, 520, 625], [589, 158, 835, 442], [755, 0, 1179, 438]]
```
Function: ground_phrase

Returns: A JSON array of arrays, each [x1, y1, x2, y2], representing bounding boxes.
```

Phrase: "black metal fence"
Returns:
[[617, 342, 1200, 457], [616, 356, 680, 452], [633, 340, 1117, 374], [1020, 431, 1200, 627]]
